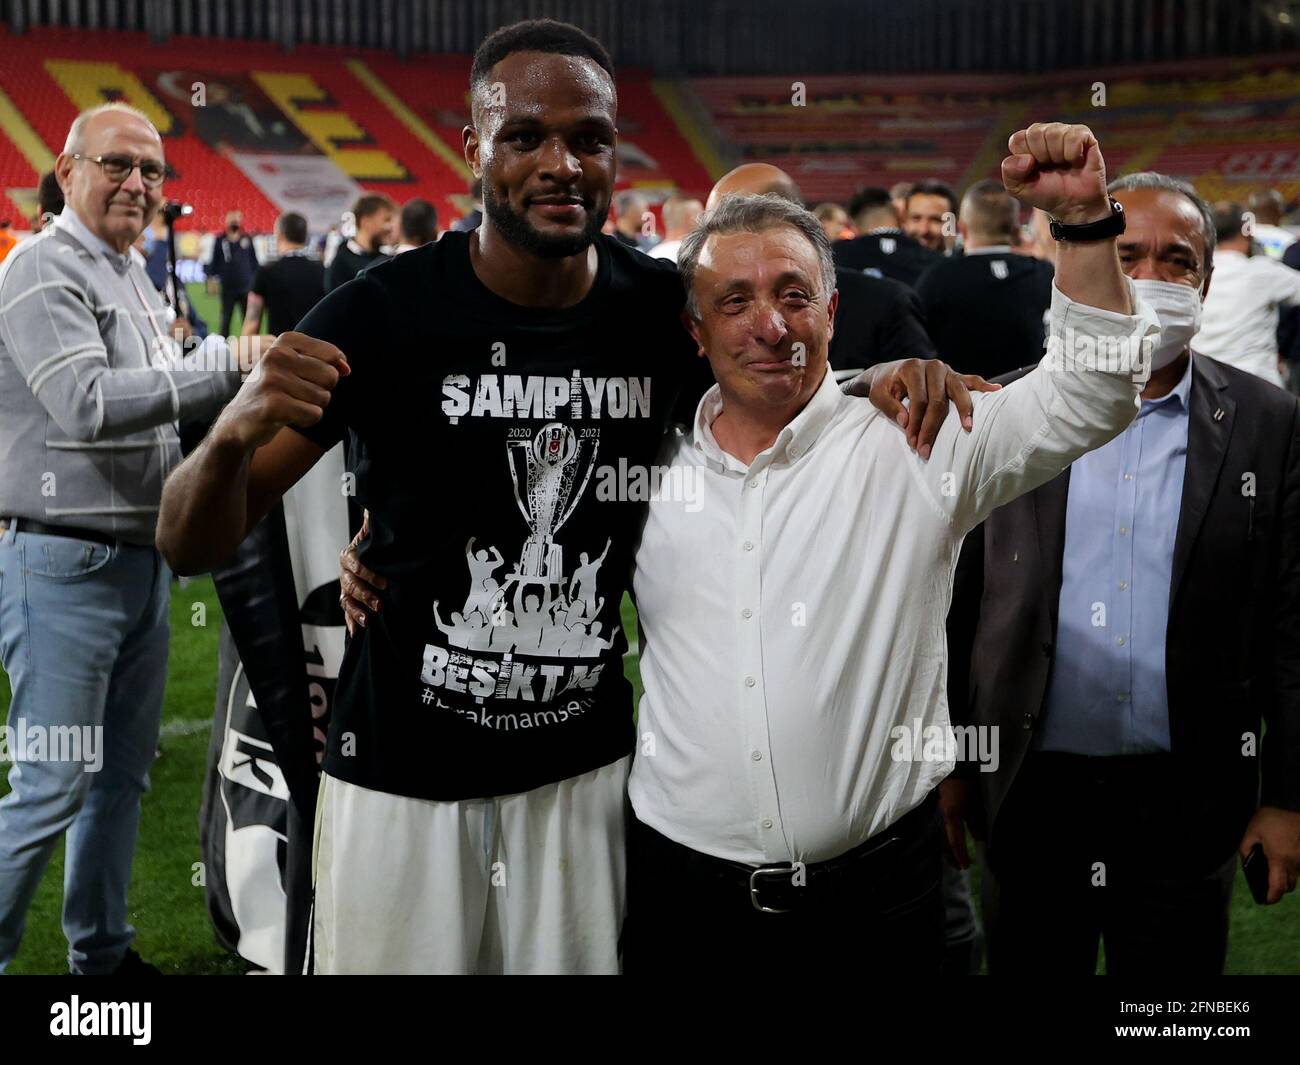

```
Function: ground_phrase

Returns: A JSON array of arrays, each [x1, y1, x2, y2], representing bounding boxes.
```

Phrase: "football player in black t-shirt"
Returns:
[[241, 212, 326, 338], [159, 18, 983, 975]]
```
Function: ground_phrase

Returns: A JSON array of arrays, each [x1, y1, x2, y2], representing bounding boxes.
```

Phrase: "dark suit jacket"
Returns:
[[947, 354, 1300, 868], [832, 230, 942, 288], [828, 266, 935, 371]]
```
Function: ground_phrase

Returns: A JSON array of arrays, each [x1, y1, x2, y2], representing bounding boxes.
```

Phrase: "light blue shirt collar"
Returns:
[[1139, 350, 1194, 415]]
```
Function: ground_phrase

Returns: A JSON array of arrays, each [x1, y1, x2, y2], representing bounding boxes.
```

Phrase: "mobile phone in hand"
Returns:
[[1242, 842, 1271, 905]]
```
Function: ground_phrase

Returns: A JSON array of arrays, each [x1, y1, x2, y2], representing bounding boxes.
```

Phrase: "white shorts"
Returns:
[[310, 756, 630, 974]]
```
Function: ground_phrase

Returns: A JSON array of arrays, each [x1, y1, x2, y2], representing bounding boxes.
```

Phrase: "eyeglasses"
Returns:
[[71, 153, 167, 189]]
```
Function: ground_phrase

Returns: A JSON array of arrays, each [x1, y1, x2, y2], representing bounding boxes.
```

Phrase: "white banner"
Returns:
[[227, 152, 365, 234]]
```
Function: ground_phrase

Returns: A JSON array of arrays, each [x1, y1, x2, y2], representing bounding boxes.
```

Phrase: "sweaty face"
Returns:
[[59, 114, 165, 252], [1113, 187, 1210, 292], [469, 51, 616, 258], [903, 193, 950, 251], [687, 226, 836, 414]]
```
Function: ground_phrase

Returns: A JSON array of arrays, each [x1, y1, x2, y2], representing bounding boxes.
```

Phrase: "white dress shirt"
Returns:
[[628, 280, 1158, 865], [1193, 248, 1300, 387]]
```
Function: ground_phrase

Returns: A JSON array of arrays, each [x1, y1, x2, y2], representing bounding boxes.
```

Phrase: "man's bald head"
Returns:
[[56, 102, 165, 253], [707, 163, 802, 210], [1247, 189, 1285, 226], [63, 102, 161, 156]]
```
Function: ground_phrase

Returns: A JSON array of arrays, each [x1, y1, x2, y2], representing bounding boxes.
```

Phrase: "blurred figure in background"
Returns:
[[813, 201, 855, 243], [611, 188, 657, 251], [325, 194, 394, 292], [890, 181, 913, 222], [1247, 189, 1296, 261], [835, 185, 941, 287], [1195, 202, 1300, 388], [33, 171, 64, 232], [243, 211, 325, 337], [0, 221, 15, 264], [450, 177, 483, 232], [1018, 207, 1058, 265], [649, 192, 703, 263], [395, 198, 438, 253], [206, 209, 258, 335], [916, 179, 1055, 379], [904, 179, 958, 254]]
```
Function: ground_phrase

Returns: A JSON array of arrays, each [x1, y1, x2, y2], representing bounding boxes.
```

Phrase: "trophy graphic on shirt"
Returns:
[[507, 422, 598, 585]]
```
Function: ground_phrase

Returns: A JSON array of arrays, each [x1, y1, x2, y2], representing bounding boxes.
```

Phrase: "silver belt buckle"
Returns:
[[749, 865, 794, 914]]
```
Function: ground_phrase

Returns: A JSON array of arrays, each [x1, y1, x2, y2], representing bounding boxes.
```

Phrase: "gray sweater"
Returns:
[[0, 210, 241, 545]]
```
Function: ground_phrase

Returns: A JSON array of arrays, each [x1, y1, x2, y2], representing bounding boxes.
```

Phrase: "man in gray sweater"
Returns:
[[0, 103, 244, 974]]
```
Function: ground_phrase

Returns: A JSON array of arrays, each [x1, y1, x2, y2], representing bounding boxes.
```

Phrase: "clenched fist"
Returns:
[[212, 330, 350, 452], [1001, 122, 1110, 225]]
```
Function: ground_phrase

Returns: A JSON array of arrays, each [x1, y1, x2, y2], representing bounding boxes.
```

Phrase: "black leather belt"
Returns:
[[0, 517, 117, 548], [636, 791, 938, 915]]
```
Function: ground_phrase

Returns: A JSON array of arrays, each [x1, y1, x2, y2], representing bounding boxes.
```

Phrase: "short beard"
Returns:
[[482, 181, 605, 259]]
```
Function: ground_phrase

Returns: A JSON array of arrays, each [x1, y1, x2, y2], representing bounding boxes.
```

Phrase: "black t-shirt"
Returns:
[[250, 253, 326, 335], [914, 250, 1055, 380], [828, 267, 935, 370], [293, 232, 699, 800], [832, 231, 942, 289], [325, 242, 388, 292]]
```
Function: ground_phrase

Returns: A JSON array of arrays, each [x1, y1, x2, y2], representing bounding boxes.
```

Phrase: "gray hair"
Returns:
[[1108, 171, 1215, 270], [677, 193, 837, 320], [64, 103, 159, 154]]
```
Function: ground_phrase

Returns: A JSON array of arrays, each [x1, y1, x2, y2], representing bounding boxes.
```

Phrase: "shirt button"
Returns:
[[1119, 526, 1128, 535], [742, 608, 753, 619], [1123, 473, 1133, 481], [745, 675, 756, 688], [1117, 636, 1126, 646], [751, 750, 763, 761], [1119, 581, 1128, 590], [789, 445, 800, 457], [743, 540, 754, 551], [762, 819, 774, 829], [1116, 692, 1129, 702], [747, 479, 758, 488]]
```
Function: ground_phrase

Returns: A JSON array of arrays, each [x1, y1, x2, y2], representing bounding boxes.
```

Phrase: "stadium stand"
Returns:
[[682, 55, 1300, 205], [0, 25, 1296, 238], [0, 26, 714, 235]]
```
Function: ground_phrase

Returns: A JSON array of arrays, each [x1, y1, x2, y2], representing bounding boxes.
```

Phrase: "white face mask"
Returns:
[[1131, 278, 1203, 371]]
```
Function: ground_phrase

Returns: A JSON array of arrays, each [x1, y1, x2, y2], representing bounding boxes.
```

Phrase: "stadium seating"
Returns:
[[682, 57, 1300, 206], [0, 24, 1296, 239], [0, 26, 713, 237]]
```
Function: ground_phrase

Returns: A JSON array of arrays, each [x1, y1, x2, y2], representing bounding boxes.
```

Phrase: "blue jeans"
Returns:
[[0, 523, 169, 974]]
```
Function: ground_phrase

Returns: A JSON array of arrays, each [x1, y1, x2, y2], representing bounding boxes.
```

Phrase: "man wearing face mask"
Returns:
[[944, 171, 1300, 974]]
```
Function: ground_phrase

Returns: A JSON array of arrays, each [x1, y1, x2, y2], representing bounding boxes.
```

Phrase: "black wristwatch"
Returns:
[[1048, 197, 1125, 242]]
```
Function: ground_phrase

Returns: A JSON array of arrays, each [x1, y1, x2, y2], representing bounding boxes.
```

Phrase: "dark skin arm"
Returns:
[[157, 331, 349, 575]]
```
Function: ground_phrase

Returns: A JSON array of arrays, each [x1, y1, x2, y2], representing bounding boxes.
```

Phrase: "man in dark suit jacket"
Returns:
[[945, 172, 1300, 975], [834, 187, 942, 288], [916, 180, 1054, 380], [206, 210, 259, 335]]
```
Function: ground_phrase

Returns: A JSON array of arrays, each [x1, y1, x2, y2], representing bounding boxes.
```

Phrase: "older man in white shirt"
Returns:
[[622, 124, 1158, 974]]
